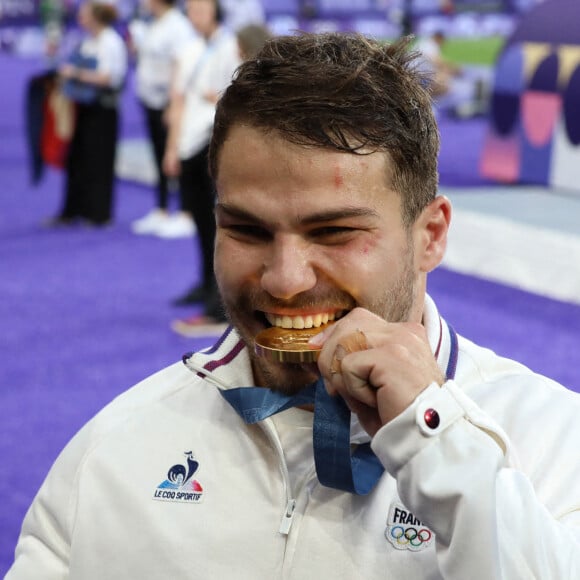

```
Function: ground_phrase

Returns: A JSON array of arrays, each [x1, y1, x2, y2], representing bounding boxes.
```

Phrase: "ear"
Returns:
[[413, 195, 452, 273]]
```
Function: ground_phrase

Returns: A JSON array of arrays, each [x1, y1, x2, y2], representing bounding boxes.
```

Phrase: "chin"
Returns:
[[252, 356, 320, 395]]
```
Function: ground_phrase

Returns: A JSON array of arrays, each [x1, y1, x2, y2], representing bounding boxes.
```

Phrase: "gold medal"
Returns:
[[254, 325, 332, 363]]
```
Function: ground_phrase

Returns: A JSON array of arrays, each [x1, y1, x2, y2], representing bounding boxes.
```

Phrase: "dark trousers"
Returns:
[[179, 145, 216, 291], [62, 103, 118, 224], [141, 104, 169, 210]]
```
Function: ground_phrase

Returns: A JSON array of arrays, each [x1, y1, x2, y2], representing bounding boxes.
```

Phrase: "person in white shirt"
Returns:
[[163, 0, 240, 317], [416, 31, 462, 99], [130, 0, 194, 235], [51, 0, 128, 226], [8, 32, 580, 579], [415, 31, 485, 118]]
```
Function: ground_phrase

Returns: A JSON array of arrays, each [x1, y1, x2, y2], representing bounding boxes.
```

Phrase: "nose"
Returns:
[[260, 235, 317, 300]]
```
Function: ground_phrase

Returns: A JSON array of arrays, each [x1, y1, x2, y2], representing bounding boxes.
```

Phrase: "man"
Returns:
[[416, 30, 486, 118], [163, 0, 240, 326], [416, 30, 461, 98], [129, 0, 194, 236], [7, 33, 580, 579]]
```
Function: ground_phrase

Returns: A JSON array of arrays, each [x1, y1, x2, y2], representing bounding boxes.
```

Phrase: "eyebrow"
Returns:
[[215, 202, 380, 225]]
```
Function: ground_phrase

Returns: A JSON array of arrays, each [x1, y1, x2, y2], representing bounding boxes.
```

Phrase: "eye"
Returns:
[[309, 226, 358, 243], [222, 223, 272, 242]]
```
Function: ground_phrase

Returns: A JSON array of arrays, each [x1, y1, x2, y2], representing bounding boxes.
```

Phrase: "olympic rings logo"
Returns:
[[389, 525, 432, 547]]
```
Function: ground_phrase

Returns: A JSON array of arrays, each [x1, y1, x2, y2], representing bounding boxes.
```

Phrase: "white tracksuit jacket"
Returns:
[[7, 296, 580, 579]]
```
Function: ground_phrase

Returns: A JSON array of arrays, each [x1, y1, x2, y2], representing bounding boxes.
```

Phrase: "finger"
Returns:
[[339, 355, 377, 408], [340, 328, 369, 354], [328, 328, 369, 376], [342, 393, 383, 437], [329, 343, 347, 376]]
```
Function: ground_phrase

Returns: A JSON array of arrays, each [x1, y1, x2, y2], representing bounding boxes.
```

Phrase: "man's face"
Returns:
[[215, 125, 426, 393], [187, 0, 217, 35], [77, 4, 93, 29]]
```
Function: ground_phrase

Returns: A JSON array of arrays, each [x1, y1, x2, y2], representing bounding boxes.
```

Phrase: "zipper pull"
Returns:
[[279, 499, 296, 535]]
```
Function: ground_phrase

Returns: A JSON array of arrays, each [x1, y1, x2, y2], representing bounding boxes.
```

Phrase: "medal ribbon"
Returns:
[[220, 378, 384, 495]]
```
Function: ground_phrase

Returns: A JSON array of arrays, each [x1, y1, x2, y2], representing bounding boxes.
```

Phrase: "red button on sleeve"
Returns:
[[423, 408, 440, 429]]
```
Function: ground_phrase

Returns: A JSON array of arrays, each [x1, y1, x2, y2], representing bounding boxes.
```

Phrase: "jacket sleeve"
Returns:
[[371, 380, 580, 580], [5, 426, 91, 579]]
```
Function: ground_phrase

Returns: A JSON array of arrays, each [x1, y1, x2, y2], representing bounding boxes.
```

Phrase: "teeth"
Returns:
[[265, 311, 341, 329], [293, 316, 305, 329]]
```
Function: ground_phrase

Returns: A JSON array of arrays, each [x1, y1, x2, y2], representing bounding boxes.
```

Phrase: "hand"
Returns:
[[312, 308, 445, 436], [203, 90, 219, 104], [58, 64, 76, 79], [163, 148, 181, 178]]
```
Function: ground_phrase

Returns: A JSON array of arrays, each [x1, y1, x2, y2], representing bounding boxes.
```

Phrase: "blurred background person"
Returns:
[[236, 22, 272, 61], [169, 21, 272, 337], [416, 30, 487, 119], [40, 0, 66, 62], [162, 0, 240, 329], [417, 30, 463, 100], [49, 0, 128, 227], [129, 0, 194, 236]]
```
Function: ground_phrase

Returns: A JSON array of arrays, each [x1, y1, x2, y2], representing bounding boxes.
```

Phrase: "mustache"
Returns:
[[238, 288, 357, 313]]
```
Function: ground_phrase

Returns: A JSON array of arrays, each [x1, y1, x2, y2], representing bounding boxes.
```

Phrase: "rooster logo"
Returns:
[[157, 451, 203, 493]]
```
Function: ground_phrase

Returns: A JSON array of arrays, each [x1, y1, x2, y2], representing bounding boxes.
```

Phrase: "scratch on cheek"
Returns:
[[334, 167, 343, 189]]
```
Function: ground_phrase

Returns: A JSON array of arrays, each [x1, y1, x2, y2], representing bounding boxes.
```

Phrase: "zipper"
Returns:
[[279, 499, 296, 535], [259, 419, 318, 537], [259, 419, 296, 536]]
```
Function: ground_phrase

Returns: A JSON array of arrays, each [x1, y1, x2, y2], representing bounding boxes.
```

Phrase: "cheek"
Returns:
[[215, 239, 259, 287], [340, 237, 402, 289], [357, 235, 384, 259], [320, 242, 382, 297]]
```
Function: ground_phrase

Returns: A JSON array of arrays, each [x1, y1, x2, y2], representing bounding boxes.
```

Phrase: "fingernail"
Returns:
[[324, 379, 335, 396], [308, 329, 326, 346]]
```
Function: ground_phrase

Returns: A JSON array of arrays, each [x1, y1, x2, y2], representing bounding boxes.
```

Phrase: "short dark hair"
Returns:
[[236, 24, 272, 60], [210, 32, 440, 226], [90, 1, 118, 25]]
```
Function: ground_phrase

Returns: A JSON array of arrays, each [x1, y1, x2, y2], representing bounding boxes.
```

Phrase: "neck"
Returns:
[[88, 24, 105, 37], [202, 23, 219, 41], [155, 4, 171, 19]]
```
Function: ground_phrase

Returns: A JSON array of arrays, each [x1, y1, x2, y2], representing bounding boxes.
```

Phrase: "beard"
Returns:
[[219, 244, 417, 395]]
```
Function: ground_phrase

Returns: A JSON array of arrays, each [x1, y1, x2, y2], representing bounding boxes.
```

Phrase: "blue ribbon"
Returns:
[[220, 378, 384, 495]]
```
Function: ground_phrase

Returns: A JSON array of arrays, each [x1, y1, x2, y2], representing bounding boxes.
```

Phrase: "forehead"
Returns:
[[217, 124, 392, 184], [215, 124, 400, 219]]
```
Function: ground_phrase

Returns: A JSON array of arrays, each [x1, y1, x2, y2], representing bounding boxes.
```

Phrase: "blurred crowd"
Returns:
[[33, 0, 270, 337], [30, 0, 490, 339]]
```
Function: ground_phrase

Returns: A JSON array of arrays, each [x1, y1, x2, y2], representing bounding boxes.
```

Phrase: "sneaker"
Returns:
[[42, 215, 78, 228], [131, 209, 169, 235], [170, 314, 228, 337], [155, 212, 196, 239]]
